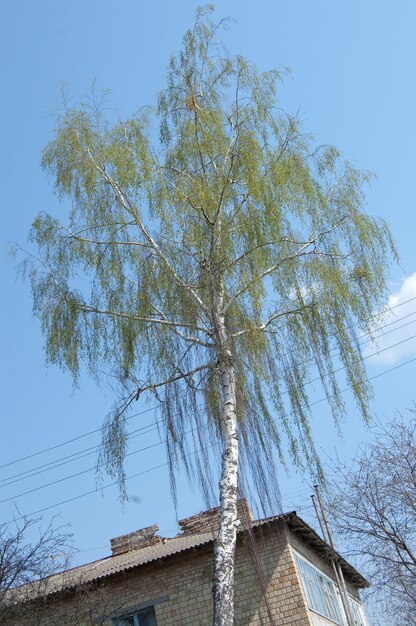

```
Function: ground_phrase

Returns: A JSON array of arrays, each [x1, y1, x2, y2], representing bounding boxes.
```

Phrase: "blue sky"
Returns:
[[1, 0, 415, 597]]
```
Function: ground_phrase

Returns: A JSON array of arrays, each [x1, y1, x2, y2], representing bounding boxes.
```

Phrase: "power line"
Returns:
[[0, 422, 205, 503], [0, 422, 160, 487], [3, 296, 415, 473], [7, 461, 170, 522], [0, 405, 160, 470], [334, 310, 416, 347], [2, 324, 415, 488], [3, 295, 415, 471], [300, 332, 416, 390], [4, 355, 415, 521], [0, 439, 163, 504]]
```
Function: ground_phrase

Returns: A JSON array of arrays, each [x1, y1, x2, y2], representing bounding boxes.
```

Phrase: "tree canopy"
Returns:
[[27, 7, 395, 497]]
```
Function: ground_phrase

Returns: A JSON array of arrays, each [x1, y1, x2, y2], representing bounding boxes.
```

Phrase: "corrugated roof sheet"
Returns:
[[10, 530, 215, 602], [9, 511, 368, 603]]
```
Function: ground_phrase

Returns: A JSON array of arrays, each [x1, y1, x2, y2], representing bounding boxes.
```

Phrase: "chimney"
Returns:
[[178, 499, 253, 536], [110, 524, 161, 556]]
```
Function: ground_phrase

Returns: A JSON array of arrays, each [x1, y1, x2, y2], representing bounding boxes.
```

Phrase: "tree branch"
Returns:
[[85, 148, 210, 316], [225, 217, 351, 313], [134, 362, 216, 400], [77, 302, 210, 335], [150, 305, 215, 348], [231, 304, 314, 338], [225, 240, 284, 270], [58, 223, 151, 248]]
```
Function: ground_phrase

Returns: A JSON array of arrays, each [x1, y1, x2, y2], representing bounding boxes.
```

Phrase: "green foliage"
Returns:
[[26, 5, 397, 505]]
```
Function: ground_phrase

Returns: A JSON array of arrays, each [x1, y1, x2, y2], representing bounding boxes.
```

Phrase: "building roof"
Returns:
[[9, 530, 215, 603], [9, 510, 368, 604], [260, 513, 369, 588]]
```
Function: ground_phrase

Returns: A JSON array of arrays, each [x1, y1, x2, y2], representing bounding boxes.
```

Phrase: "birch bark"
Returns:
[[212, 311, 239, 626]]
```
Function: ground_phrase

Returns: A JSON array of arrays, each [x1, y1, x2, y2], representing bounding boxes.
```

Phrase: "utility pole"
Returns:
[[312, 485, 355, 626]]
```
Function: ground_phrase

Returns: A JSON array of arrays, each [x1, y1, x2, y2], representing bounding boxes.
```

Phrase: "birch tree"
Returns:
[[24, 6, 396, 624]]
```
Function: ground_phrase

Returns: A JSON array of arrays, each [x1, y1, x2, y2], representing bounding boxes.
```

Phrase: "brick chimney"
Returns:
[[178, 499, 254, 536], [110, 524, 161, 556]]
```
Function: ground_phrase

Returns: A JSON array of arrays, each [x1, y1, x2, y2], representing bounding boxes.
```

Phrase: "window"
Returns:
[[295, 553, 344, 625], [112, 606, 157, 626], [349, 596, 368, 626]]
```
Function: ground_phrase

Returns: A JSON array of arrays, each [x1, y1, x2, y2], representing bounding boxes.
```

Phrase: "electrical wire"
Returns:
[[2, 295, 415, 474], [1, 324, 415, 489], [0, 423, 200, 503], [0, 404, 159, 470], [3, 354, 415, 521], [0, 422, 160, 487]]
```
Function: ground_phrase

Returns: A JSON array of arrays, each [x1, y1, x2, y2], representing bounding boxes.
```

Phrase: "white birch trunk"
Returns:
[[212, 315, 239, 626]]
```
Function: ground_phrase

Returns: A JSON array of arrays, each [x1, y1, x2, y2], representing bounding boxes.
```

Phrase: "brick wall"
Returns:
[[178, 499, 254, 535]]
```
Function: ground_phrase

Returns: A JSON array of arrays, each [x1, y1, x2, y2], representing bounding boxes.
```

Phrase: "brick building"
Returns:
[[7, 502, 369, 626]]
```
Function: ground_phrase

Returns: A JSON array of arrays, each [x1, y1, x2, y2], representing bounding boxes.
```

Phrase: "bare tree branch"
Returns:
[[329, 412, 416, 625]]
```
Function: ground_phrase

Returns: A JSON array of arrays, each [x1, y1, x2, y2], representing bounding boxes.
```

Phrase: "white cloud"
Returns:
[[363, 273, 416, 366]]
